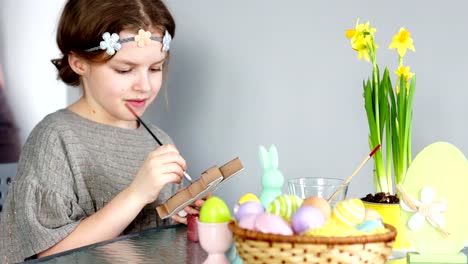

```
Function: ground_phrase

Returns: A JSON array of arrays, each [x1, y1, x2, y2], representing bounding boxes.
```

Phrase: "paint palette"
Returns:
[[156, 157, 243, 219]]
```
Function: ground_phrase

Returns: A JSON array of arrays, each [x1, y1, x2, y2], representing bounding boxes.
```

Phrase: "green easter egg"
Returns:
[[199, 196, 232, 223], [267, 194, 303, 222]]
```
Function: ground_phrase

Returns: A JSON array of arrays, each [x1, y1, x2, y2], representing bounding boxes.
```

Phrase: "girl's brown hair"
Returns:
[[53, 0, 175, 86]]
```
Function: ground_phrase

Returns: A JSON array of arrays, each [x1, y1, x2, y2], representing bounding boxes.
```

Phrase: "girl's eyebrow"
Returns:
[[112, 57, 166, 66]]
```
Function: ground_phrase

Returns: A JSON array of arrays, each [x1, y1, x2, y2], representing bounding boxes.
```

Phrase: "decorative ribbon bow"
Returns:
[[396, 184, 450, 237]]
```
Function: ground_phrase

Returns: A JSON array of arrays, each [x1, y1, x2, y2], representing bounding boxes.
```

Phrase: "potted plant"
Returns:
[[345, 19, 416, 249]]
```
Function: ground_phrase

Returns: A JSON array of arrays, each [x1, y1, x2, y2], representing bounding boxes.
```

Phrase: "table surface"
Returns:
[[26, 225, 207, 264], [24, 224, 468, 264]]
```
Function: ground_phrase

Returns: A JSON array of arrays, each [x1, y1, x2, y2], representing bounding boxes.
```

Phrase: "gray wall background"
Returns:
[[146, 1, 468, 209], [1, 1, 468, 212]]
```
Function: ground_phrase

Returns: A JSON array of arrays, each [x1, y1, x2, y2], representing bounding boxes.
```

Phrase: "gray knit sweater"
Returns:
[[0, 109, 177, 263]]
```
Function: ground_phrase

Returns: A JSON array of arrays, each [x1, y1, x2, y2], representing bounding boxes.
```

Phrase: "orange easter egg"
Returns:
[[302, 196, 331, 220]]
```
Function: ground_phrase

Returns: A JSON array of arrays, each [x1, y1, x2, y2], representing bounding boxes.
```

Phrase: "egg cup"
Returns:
[[197, 220, 232, 264]]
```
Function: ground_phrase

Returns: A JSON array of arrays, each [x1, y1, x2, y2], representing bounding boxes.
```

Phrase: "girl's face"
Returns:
[[75, 29, 166, 129]]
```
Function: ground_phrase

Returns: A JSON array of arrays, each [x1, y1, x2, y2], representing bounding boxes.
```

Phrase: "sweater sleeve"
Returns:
[[0, 120, 86, 263]]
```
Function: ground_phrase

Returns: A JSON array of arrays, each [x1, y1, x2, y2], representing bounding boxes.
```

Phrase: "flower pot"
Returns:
[[362, 201, 411, 250]]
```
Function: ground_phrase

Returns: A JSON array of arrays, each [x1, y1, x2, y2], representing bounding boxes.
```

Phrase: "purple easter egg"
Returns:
[[254, 213, 293, 235], [291, 206, 325, 234], [235, 201, 265, 222]]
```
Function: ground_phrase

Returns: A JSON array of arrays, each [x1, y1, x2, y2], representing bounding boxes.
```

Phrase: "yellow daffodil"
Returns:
[[347, 19, 417, 195], [389, 27, 416, 57], [353, 38, 371, 62], [345, 19, 377, 62], [394, 65, 414, 82]]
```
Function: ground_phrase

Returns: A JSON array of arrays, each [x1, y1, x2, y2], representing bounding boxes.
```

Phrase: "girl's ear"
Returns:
[[68, 53, 88, 76]]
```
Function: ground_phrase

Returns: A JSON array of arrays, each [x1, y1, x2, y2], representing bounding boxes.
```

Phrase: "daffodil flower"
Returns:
[[99, 32, 121, 56], [395, 65, 415, 82], [400, 186, 448, 231], [389, 27, 416, 58], [345, 19, 377, 62], [353, 38, 371, 62], [135, 29, 152, 48]]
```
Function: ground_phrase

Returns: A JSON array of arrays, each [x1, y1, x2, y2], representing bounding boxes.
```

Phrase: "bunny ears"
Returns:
[[259, 145, 279, 170], [86, 29, 172, 56]]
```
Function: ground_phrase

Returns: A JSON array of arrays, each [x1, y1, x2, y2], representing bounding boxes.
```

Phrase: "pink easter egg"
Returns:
[[235, 201, 265, 222], [291, 206, 326, 234], [254, 213, 293, 235], [238, 214, 258, 230]]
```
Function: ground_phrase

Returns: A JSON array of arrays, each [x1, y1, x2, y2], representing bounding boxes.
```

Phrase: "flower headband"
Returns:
[[86, 29, 172, 56]]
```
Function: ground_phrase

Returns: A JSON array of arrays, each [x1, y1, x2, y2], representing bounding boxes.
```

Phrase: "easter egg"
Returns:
[[267, 194, 303, 222], [235, 201, 265, 222], [364, 208, 382, 221], [233, 193, 261, 215], [254, 213, 293, 235], [356, 220, 384, 233], [238, 214, 257, 230], [332, 198, 365, 227], [302, 196, 332, 220], [199, 196, 231, 223], [238, 193, 260, 204], [291, 205, 326, 234]]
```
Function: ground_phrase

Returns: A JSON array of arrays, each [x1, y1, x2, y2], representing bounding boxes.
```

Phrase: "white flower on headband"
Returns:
[[99, 32, 122, 56], [135, 29, 152, 48], [162, 30, 172, 52]]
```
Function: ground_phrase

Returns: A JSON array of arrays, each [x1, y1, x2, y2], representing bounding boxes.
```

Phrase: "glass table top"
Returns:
[[26, 225, 206, 264]]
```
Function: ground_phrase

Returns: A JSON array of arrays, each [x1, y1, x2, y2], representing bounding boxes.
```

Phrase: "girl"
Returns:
[[0, 0, 200, 262]]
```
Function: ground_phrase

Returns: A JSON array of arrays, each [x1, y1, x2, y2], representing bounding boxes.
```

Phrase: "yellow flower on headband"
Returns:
[[389, 27, 415, 57], [135, 29, 152, 48]]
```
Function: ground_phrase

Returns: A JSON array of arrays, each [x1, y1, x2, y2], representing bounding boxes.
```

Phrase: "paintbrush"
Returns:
[[125, 103, 193, 182], [327, 144, 381, 203]]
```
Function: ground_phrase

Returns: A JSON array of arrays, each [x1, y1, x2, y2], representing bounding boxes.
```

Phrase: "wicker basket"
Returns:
[[228, 221, 397, 264]]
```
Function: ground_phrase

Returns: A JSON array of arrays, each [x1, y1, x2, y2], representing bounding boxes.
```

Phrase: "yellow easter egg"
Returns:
[[267, 194, 303, 222], [332, 198, 365, 227], [238, 193, 260, 204]]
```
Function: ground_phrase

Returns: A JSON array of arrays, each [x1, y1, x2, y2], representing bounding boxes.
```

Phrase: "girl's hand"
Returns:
[[171, 194, 212, 225], [128, 144, 186, 206]]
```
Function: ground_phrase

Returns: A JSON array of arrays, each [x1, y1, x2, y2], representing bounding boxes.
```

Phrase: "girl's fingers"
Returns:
[[155, 144, 179, 154], [150, 151, 187, 171], [183, 206, 199, 215], [194, 199, 205, 208], [164, 173, 182, 184], [171, 214, 187, 225], [159, 163, 184, 176]]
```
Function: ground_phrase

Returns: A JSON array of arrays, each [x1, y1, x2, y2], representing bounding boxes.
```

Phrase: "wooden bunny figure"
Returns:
[[259, 145, 285, 208]]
